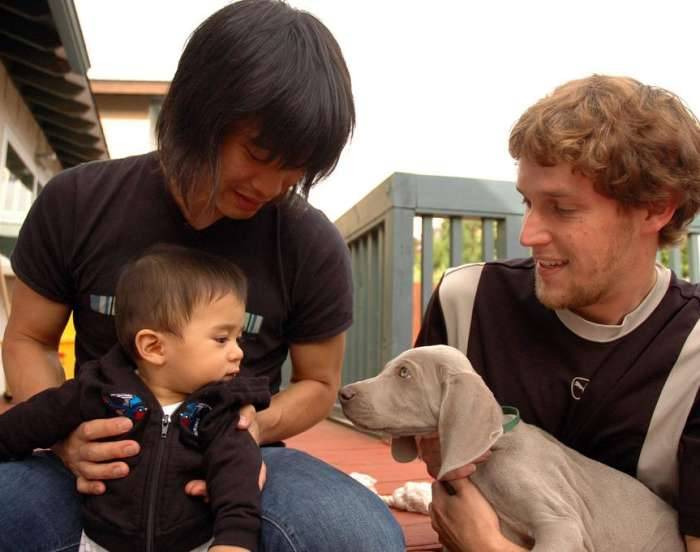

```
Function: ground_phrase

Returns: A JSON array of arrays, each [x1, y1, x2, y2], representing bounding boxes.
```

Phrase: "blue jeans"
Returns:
[[0, 448, 404, 552]]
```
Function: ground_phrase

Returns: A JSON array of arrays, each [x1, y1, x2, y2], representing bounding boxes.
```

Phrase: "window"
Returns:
[[1, 144, 34, 213], [148, 98, 163, 148]]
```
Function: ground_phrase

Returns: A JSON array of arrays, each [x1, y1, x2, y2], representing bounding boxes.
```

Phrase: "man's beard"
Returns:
[[533, 229, 630, 313], [534, 274, 606, 312]]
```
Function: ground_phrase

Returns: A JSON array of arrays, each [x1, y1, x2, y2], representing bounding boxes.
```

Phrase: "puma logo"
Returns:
[[570, 377, 590, 400]]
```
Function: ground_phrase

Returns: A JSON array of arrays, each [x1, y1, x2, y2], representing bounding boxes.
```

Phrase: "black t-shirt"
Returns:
[[12, 153, 352, 391]]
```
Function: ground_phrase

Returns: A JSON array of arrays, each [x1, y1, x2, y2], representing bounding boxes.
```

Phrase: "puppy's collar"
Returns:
[[501, 406, 520, 433]]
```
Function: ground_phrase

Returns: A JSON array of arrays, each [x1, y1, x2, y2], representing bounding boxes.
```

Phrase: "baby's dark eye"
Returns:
[[398, 366, 411, 379], [214, 336, 228, 344]]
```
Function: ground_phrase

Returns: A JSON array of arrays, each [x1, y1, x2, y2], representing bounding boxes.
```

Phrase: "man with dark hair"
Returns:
[[0, 1, 404, 550], [417, 75, 700, 551]]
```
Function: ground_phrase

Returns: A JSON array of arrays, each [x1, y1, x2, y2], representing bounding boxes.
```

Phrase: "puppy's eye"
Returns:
[[398, 366, 411, 379]]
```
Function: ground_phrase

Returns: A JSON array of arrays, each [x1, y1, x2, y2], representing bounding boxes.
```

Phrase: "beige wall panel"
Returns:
[[0, 62, 62, 182]]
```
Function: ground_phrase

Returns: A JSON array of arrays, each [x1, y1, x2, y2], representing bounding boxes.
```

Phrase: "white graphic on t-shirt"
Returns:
[[243, 312, 263, 334], [570, 377, 590, 400], [89, 295, 116, 316]]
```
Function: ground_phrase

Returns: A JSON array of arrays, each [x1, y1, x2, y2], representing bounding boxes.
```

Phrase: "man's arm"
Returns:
[[3, 280, 70, 401], [687, 535, 700, 551], [255, 332, 344, 444]]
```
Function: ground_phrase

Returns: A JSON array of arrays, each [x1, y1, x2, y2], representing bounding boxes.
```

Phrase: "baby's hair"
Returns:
[[115, 244, 247, 360]]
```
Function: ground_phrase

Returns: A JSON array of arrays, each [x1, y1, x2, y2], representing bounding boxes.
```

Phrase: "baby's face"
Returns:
[[161, 293, 246, 395]]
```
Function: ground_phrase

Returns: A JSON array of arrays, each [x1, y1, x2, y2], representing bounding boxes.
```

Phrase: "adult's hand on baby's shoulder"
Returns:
[[417, 434, 491, 480], [237, 404, 260, 443], [258, 460, 267, 489], [53, 417, 139, 495], [185, 479, 209, 502], [185, 404, 267, 501], [185, 459, 267, 501]]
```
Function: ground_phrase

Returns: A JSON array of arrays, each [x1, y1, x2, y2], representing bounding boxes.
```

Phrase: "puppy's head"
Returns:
[[339, 346, 443, 433], [339, 345, 504, 479]]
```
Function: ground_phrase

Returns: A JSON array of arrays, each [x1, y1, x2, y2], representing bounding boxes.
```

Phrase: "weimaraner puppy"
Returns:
[[338, 345, 684, 552]]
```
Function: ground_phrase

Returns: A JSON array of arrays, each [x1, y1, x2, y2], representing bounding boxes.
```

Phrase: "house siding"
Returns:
[[0, 61, 63, 250]]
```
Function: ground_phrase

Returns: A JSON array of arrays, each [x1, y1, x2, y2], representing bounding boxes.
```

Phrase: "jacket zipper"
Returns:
[[146, 414, 170, 552]]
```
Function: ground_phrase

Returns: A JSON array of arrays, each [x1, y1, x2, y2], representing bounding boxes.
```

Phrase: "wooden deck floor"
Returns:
[[286, 419, 440, 551]]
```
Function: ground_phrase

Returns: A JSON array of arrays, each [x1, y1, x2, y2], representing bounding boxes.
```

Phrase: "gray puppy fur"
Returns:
[[339, 345, 684, 552]]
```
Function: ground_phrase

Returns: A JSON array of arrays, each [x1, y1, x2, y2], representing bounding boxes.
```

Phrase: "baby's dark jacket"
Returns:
[[0, 345, 271, 552]]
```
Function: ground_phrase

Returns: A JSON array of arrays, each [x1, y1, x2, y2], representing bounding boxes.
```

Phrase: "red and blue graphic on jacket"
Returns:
[[102, 392, 149, 422]]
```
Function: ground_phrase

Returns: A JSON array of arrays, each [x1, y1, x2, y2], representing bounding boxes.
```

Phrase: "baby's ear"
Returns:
[[134, 329, 166, 366], [391, 436, 418, 462]]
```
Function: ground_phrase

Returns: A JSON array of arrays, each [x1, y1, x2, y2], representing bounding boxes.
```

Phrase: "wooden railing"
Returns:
[[334, 172, 700, 387], [334, 172, 527, 386], [663, 218, 700, 282]]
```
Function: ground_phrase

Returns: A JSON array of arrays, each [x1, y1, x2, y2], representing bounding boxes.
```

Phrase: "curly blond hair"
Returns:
[[509, 75, 700, 247]]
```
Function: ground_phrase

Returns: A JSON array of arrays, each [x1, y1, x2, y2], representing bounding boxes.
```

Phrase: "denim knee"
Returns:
[[0, 452, 81, 552], [259, 447, 404, 552]]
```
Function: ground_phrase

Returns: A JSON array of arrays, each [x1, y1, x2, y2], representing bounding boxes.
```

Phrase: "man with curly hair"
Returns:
[[418, 75, 700, 551]]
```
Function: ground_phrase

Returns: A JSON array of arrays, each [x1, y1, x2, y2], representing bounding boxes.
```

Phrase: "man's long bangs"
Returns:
[[156, 90, 214, 202], [250, 23, 354, 193], [255, 86, 353, 193]]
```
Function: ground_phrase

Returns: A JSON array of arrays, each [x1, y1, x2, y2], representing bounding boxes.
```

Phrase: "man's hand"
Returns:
[[184, 404, 265, 500], [430, 478, 525, 552], [53, 417, 139, 495], [417, 434, 490, 479], [237, 404, 267, 488], [237, 404, 260, 444], [185, 461, 267, 500]]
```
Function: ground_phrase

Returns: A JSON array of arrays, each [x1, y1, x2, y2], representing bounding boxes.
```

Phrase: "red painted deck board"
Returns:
[[287, 419, 441, 551]]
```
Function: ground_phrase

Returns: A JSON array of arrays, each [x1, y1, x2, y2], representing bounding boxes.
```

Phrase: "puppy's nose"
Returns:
[[338, 386, 356, 401]]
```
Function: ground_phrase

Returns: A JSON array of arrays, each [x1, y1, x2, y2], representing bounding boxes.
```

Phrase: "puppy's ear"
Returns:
[[438, 372, 503, 480], [391, 436, 418, 462]]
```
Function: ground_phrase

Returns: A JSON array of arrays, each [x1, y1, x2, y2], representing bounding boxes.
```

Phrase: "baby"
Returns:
[[0, 244, 270, 552]]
